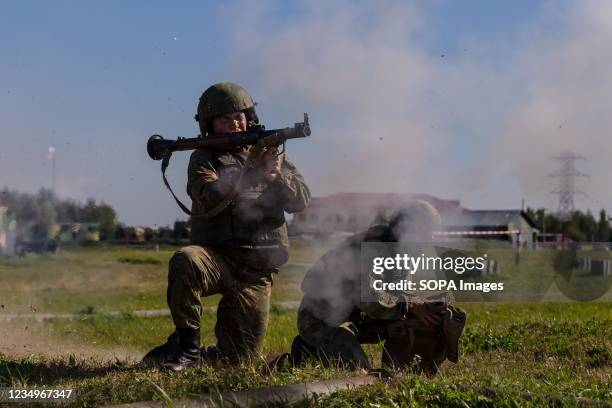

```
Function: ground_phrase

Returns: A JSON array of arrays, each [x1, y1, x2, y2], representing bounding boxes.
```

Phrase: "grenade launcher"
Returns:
[[146, 113, 311, 216], [147, 113, 310, 160]]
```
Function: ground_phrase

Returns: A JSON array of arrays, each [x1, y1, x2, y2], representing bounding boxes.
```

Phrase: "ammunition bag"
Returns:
[[381, 304, 466, 372]]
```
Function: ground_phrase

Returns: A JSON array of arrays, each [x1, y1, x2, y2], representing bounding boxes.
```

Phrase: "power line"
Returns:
[[549, 151, 588, 219]]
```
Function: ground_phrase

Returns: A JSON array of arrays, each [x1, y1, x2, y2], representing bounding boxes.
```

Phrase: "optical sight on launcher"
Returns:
[[147, 113, 311, 160]]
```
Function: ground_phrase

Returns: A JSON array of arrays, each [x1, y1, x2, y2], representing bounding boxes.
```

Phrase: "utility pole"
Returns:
[[48, 146, 56, 194], [549, 151, 588, 220]]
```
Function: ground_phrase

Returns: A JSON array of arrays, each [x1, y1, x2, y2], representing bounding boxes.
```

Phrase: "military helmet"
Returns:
[[195, 82, 258, 135], [388, 200, 441, 242]]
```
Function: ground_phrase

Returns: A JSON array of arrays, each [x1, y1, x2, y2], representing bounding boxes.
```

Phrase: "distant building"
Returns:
[[0, 207, 17, 255], [290, 192, 461, 236], [290, 192, 538, 247], [12, 222, 100, 255], [441, 209, 539, 247], [56, 223, 101, 243], [123, 226, 146, 242]]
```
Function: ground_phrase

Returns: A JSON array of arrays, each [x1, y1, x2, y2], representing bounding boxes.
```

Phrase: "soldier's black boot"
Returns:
[[162, 328, 201, 372], [141, 331, 179, 365]]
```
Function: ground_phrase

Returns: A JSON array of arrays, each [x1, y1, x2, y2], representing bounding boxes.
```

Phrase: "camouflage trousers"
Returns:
[[296, 298, 456, 373], [167, 245, 274, 362], [296, 298, 372, 369]]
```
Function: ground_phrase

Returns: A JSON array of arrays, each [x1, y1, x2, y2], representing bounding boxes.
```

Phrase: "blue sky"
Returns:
[[1, 0, 609, 225]]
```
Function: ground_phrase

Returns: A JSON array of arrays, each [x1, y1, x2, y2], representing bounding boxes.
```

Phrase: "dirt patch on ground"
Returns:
[[0, 321, 138, 362]]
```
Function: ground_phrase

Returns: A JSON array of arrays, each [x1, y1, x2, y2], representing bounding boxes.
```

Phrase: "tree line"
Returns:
[[2, 188, 609, 243], [525, 207, 611, 242], [0, 188, 117, 239]]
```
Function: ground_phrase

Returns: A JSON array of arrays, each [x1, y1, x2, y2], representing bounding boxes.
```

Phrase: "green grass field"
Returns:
[[0, 243, 610, 407]]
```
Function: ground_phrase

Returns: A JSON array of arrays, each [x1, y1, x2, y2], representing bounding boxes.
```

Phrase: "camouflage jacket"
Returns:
[[187, 147, 310, 268]]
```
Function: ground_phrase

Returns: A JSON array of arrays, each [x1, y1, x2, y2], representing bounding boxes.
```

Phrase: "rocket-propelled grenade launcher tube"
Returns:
[[148, 113, 311, 160]]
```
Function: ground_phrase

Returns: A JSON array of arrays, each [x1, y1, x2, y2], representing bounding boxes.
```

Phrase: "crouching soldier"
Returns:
[[143, 82, 310, 371], [290, 201, 466, 375]]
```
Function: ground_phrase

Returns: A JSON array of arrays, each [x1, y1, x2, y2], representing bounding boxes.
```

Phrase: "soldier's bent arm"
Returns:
[[187, 149, 239, 212], [269, 156, 311, 213]]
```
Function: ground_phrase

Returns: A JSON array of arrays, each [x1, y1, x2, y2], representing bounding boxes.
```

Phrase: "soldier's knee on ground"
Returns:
[[290, 335, 318, 365], [320, 326, 371, 370], [291, 331, 369, 370]]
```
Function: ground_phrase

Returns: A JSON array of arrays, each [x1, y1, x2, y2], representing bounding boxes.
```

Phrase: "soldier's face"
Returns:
[[211, 112, 247, 133]]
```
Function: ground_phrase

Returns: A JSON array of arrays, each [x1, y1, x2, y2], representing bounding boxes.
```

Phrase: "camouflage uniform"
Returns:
[[296, 225, 404, 369], [168, 146, 310, 362], [294, 202, 466, 372]]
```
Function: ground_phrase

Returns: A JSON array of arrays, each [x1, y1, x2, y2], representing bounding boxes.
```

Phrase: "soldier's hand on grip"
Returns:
[[245, 135, 279, 168], [261, 147, 283, 183], [244, 135, 284, 182], [245, 145, 265, 169]]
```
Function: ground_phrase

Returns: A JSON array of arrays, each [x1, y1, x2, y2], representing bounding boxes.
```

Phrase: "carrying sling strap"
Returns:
[[161, 156, 192, 216], [160, 154, 242, 218]]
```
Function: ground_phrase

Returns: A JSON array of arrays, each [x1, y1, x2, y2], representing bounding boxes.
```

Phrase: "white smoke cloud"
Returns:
[[492, 1, 612, 212], [3, 1, 610, 226], [220, 0, 612, 213], [221, 1, 449, 194]]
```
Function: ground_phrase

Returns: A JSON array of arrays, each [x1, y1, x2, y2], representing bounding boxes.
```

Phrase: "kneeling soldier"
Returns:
[[144, 82, 310, 371], [291, 201, 466, 374]]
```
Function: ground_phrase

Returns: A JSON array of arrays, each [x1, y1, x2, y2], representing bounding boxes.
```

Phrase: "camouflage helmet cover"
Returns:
[[195, 82, 256, 134]]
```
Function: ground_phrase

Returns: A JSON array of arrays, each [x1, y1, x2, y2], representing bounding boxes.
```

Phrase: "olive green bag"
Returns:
[[382, 304, 467, 374]]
